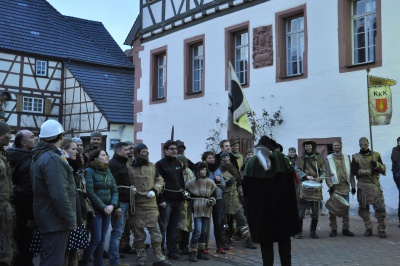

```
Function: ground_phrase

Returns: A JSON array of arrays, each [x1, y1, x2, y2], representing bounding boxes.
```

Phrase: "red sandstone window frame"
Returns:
[[338, 0, 382, 73], [275, 5, 308, 83], [225, 22, 250, 91], [149, 46, 167, 104], [184, 34, 205, 99]]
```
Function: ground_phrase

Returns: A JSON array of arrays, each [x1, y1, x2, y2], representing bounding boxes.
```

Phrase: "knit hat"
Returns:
[[72, 137, 82, 144], [134, 143, 148, 157], [220, 152, 230, 159], [229, 138, 239, 146], [90, 131, 103, 139], [176, 140, 186, 150], [0, 121, 11, 136], [196, 161, 209, 177], [359, 137, 369, 144]]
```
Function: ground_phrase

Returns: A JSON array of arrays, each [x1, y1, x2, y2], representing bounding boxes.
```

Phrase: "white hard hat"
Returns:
[[39, 120, 65, 139]]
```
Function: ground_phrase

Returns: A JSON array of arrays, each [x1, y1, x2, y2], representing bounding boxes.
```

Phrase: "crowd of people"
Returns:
[[0, 118, 397, 266]]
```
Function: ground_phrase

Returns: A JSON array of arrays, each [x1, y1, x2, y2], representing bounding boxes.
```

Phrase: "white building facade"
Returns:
[[128, 0, 400, 212]]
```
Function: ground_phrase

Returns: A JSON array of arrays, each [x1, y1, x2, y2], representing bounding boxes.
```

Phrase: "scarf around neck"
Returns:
[[90, 160, 109, 172]]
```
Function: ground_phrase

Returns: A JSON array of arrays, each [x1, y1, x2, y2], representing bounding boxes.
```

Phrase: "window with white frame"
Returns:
[[235, 32, 248, 85], [286, 16, 304, 76], [352, 0, 376, 64], [157, 54, 166, 99], [22, 96, 44, 113], [36, 60, 47, 76], [192, 44, 203, 93]]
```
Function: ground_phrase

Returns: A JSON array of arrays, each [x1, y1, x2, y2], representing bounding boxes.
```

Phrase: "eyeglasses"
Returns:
[[168, 148, 178, 151]]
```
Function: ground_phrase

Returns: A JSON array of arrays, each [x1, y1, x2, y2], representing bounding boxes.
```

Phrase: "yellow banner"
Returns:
[[369, 76, 397, 86], [368, 85, 392, 125]]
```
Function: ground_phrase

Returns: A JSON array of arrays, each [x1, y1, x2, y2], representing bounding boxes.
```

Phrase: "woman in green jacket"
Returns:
[[79, 149, 118, 266]]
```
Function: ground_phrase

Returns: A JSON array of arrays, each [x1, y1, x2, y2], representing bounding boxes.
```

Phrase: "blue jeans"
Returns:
[[212, 199, 224, 247], [109, 202, 129, 266], [80, 212, 111, 266], [191, 217, 210, 245], [393, 173, 400, 221], [158, 200, 182, 255], [40, 230, 69, 266]]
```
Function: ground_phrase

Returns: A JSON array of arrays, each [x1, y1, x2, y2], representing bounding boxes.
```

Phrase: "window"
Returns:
[[286, 16, 304, 76], [275, 5, 308, 82], [150, 46, 167, 104], [192, 45, 203, 92], [338, 0, 381, 73], [22, 96, 44, 113], [225, 22, 250, 90], [184, 35, 205, 99], [156, 55, 166, 98], [234, 32, 248, 85], [35, 60, 47, 77], [352, 0, 377, 64]]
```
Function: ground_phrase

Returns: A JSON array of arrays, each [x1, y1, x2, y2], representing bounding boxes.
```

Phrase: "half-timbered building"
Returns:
[[125, 0, 400, 211], [0, 0, 134, 155]]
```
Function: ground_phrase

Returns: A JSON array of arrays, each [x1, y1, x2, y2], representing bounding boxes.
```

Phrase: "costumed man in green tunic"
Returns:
[[243, 136, 299, 266], [351, 137, 387, 238], [0, 121, 16, 266], [127, 143, 171, 266], [295, 140, 326, 239]]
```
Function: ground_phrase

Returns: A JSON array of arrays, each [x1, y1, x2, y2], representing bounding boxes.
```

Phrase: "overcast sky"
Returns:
[[47, 0, 139, 50]]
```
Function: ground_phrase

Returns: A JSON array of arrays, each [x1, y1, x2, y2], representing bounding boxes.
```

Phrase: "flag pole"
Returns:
[[366, 68, 373, 152]]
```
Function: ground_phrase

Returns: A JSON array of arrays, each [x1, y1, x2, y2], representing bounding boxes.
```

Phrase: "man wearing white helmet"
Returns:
[[31, 120, 77, 266]]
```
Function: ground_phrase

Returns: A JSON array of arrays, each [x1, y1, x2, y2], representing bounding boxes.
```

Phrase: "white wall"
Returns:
[[136, 0, 400, 212]]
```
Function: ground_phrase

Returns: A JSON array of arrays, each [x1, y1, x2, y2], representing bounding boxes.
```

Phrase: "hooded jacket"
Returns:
[[30, 142, 76, 233]]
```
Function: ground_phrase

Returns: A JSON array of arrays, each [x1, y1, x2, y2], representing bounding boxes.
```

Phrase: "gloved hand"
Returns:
[[225, 177, 235, 186], [147, 191, 155, 199], [329, 187, 335, 195], [371, 160, 377, 168], [207, 197, 216, 207], [182, 190, 190, 200], [351, 188, 356, 195]]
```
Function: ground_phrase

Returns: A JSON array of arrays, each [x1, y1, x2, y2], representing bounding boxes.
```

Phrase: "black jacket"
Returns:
[[109, 153, 130, 204], [155, 156, 185, 202], [7, 147, 34, 220]]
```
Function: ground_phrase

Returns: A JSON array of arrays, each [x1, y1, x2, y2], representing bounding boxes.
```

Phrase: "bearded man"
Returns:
[[128, 143, 171, 266], [243, 136, 299, 266], [351, 137, 386, 238]]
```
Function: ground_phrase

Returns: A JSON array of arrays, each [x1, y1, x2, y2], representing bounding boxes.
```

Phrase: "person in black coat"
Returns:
[[243, 136, 299, 266], [7, 130, 37, 266]]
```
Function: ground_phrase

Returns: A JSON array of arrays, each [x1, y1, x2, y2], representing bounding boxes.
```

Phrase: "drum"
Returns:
[[325, 193, 350, 218], [299, 181, 322, 201]]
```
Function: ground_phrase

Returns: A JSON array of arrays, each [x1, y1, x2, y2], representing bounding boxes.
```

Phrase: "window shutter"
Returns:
[[44, 99, 52, 114], [16, 95, 22, 112]]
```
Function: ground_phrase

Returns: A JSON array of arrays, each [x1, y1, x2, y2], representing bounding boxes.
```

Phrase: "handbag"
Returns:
[[78, 169, 96, 220]]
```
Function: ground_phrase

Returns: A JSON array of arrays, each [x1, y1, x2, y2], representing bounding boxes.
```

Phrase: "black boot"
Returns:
[[294, 219, 303, 239], [189, 251, 197, 262], [179, 230, 190, 254], [342, 229, 355, 237], [310, 219, 319, 239], [329, 230, 337, 237], [197, 250, 209, 260]]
